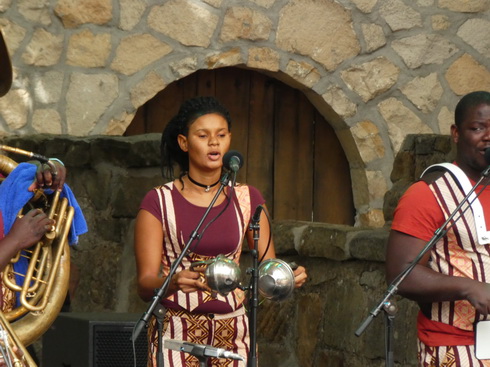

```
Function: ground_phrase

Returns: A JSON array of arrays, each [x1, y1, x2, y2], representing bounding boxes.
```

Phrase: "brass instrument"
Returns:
[[0, 147, 73, 367]]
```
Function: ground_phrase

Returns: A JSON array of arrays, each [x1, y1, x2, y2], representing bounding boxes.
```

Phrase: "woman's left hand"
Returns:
[[293, 265, 307, 288]]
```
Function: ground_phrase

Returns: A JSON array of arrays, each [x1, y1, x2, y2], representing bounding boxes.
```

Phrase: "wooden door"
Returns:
[[126, 67, 355, 225]]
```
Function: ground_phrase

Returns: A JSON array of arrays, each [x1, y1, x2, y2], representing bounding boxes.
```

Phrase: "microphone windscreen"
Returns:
[[485, 148, 490, 165], [223, 150, 244, 170]]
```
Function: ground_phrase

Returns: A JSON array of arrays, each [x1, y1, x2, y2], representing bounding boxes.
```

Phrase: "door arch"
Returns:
[[125, 67, 355, 225]]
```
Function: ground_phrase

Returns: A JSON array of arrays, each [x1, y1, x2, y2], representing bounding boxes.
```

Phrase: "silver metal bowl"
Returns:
[[204, 255, 241, 296], [258, 259, 295, 301]]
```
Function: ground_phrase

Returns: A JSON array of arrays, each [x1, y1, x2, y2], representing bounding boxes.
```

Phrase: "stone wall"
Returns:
[[0, 0, 488, 227], [3, 133, 455, 367]]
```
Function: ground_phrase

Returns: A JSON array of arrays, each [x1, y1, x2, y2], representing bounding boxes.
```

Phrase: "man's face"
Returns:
[[451, 103, 490, 181]]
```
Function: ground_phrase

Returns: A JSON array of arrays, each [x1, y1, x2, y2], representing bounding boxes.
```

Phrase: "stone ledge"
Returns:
[[272, 220, 386, 262]]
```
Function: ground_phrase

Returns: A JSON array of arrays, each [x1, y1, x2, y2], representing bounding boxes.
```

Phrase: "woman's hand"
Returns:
[[293, 265, 307, 288], [170, 269, 212, 294]]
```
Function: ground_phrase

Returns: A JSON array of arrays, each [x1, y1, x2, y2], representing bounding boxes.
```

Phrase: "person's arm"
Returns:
[[0, 208, 54, 271], [386, 229, 490, 316], [134, 209, 210, 302], [245, 204, 307, 288]]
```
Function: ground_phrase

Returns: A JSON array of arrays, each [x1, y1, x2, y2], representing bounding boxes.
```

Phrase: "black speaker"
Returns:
[[42, 312, 148, 367]]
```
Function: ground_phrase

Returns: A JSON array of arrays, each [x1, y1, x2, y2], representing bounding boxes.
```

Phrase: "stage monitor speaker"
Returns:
[[42, 312, 148, 367]]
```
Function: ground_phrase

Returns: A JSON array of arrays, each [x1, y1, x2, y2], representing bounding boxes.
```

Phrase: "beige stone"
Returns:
[[351, 120, 385, 162], [400, 73, 443, 113], [361, 23, 386, 53], [206, 48, 243, 69], [247, 47, 280, 71], [431, 14, 450, 30], [0, 19, 26, 56], [445, 54, 490, 96], [322, 86, 357, 119], [32, 109, 62, 134], [66, 73, 119, 136], [18, 0, 52, 26], [366, 170, 387, 203], [130, 71, 166, 109], [340, 57, 400, 103], [350, 0, 378, 13], [33, 71, 63, 104], [111, 34, 172, 76], [457, 19, 490, 59], [119, 0, 146, 31], [379, 98, 434, 154], [22, 28, 63, 66], [148, 1, 218, 47], [437, 106, 453, 135], [380, 0, 422, 31], [170, 57, 199, 79], [220, 7, 272, 42], [438, 0, 489, 12], [105, 111, 135, 136], [285, 60, 321, 88], [249, 0, 276, 8], [358, 209, 385, 228], [67, 30, 111, 68], [276, 0, 360, 71], [0, 0, 12, 12], [392, 34, 458, 69], [417, 0, 434, 5], [203, 0, 222, 7], [0, 89, 29, 131], [54, 0, 112, 28]]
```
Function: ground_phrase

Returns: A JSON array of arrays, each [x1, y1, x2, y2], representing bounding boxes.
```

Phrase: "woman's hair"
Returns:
[[455, 91, 490, 127], [160, 96, 232, 179]]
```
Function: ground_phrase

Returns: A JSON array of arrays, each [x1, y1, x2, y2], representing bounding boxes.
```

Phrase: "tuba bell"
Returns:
[[0, 147, 73, 367]]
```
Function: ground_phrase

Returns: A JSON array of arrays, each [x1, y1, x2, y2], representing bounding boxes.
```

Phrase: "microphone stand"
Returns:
[[247, 215, 260, 367], [131, 171, 232, 367], [355, 166, 490, 367]]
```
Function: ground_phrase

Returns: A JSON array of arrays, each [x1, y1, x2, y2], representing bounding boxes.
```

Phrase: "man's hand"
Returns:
[[34, 159, 66, 192]]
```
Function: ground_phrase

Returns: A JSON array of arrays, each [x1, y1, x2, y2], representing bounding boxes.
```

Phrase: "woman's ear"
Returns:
[[177, 134, 188, 152]]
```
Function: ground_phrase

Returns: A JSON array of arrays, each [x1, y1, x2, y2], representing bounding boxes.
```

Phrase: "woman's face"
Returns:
[[178, 113, 231, 172]]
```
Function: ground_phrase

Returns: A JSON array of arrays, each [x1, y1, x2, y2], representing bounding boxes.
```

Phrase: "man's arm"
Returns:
[[386, 229, 490, 316]]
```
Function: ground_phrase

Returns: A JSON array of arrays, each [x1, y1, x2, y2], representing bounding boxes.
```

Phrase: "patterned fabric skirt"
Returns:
[[147, 307, 249, 367], [418, 340, 490, 367]]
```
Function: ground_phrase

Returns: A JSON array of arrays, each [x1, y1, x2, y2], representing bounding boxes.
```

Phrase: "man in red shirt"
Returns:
[[386, 91, 490, 366]]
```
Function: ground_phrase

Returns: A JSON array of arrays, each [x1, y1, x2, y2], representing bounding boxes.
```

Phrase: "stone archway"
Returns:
[[126, 67, 356, 225]]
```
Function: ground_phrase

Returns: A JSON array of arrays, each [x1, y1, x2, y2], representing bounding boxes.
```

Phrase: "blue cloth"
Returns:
[[0, 162, 88, 304]]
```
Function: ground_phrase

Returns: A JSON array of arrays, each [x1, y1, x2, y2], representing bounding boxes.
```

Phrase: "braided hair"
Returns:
[[160, 96, 232, 179]]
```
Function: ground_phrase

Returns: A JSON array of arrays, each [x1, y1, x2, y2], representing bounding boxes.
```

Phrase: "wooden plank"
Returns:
[[196, 69, 216, 96], [124, 105, 146, 136], [147, 81, 184, 133], [295, 93, 314, 220], [313, 112, 355, 225], [215, 67, 250, 184], [273, 83, 299, 220], [247, 72, 274, 209]]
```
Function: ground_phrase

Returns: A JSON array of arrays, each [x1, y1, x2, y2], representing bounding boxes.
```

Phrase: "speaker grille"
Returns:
[[93, 324, 147, 367]]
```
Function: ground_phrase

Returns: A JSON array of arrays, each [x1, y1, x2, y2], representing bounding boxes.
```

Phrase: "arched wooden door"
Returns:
[[125, 67, 355, 225]]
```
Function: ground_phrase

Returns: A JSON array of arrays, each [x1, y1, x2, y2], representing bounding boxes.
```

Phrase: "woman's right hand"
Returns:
[[170, 269, 211, 294]]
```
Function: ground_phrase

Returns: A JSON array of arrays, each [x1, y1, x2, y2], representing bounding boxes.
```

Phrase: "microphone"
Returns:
[[252, 205, 263, 223], [164, 340, 245, 361], [223, 150, 244, 172], [485, 148, 490, 165]]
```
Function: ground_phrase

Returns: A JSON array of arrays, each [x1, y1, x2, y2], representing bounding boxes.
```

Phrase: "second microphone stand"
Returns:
[[355, 165, 490, 367], [247, 214, 261, 367], [132, 171, 232, 367]]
